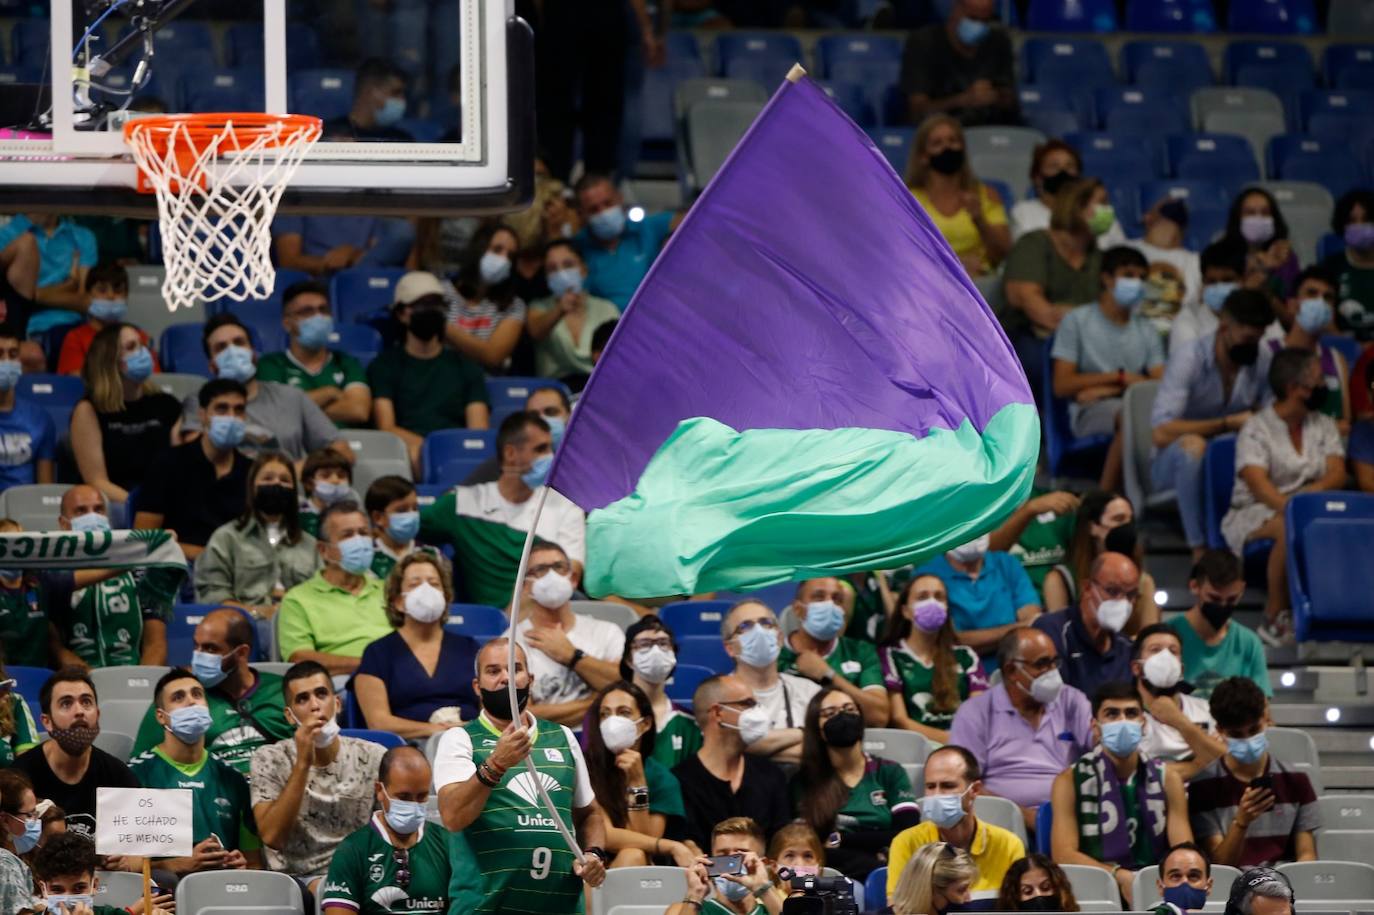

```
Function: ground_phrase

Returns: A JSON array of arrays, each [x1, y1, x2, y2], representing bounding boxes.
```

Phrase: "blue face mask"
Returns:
[[12, 816, 41, 854], [1228, 730, 1268, 765], [1296, 298, 1332, 335], [313, 480, 352, 506], [547, 267, 583, 298], [713, 876, 752, 903], [480, 251, 512, 285], [337, 534, 375, 574], [0, 360, 22, 392], [801, 600, 846, 641], [737, 622, 781, 668], [1163, 883, 1209, 912], [544, 415, 566, 450], [956, 16, 991, 45], [383, 788, 427, 835], [191, 649, 229, 687], [70, 512, 111, 534], [589, 206, 627, 241], [46, 894, 94, 913], [166, 704, 213, 744], [376, 96, 406, 127], [208, 415, 246, 450], [919, 789, 969, 829], [1203, 282, 1237, 313], [1100, 719, 1144, 758], [122, 346, 154, 383], [1114, 276, 1145, 308], [296, 314, 334, 350], [89, 297, 128, 323], [387, 510, 420, 544], [214, 345, 256, 383], [522, 453, 553, 489]]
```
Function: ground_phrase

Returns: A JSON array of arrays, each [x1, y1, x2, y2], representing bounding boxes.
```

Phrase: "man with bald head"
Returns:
[[322, 746, 452, 914], [49, 484, 170, 667], [722, 600, 818, 762], [950, 626, 1093, 828], [130, 607, 294, 776], [779, 578, 888, 726], [1033, 552, 1139, 693]]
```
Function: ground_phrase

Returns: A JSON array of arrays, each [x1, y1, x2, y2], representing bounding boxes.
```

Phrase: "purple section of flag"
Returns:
[[551, 76, 1032, 513]]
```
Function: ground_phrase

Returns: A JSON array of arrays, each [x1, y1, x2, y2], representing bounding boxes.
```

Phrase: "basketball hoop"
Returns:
[[123, 113, 322, 312]]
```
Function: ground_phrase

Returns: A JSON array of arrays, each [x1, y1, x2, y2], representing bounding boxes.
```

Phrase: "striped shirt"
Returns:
[[1188, 755, 1319, 866], [443, 289, 527, 341]]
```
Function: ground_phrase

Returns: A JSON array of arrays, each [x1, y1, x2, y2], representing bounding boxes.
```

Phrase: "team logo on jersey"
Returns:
[[369, 853, 384, 862], [842, 661, 861, 675], [869, 789, 887, 807], [508, 770, 562, 807], [369, 863, 385, 883], [371, 886, 410, 906], [543, 748, 564, 763], [672, 736, 683, 750]]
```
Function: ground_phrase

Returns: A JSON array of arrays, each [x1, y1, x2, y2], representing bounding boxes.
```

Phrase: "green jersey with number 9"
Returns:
[[436, 714, 595, 915]]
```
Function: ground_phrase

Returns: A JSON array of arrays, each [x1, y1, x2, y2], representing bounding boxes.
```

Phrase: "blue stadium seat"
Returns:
[[7, 666, 49, 727], [677, 635, 733, 674], [1092, 88, 1188, 134], [329, 267, 409, 326], [816, 81, 873, 127], [486, 377, 572, 428], [715, 32, 802, 88], [1299, 90, 1374, 140], [660, 601, 736, 638], [1225, 42, 1314, 121], [167, 604, 257, 664], [413, 482, 449, 508], [1125, 0, 1216, 33], [1017, 88, 1082, 137], [1227, 0, 1317, 34], [1068, 131, 1164, 186], [1286, 493, 1374, 642], [16, 373, 83, 434], [12, 20, 51, 68], [289, 69, 356, 122], [865, 868, 888, 914], [118, 21, 213, 61], [1022, 38, 1115, 88], [663, 663, 715, 708], [1321, 333, 1363, 369], [1317, 232, 1344, 262], [181, 68, 265, 113], [814, 34, 902, 79], [641, 57, 707, 149], [865, 127, 915, 175], [340, 728, 405, 749], [421, 429, 496, 486], [1036, 803, 1053, 853], [1121, 40, 1214, 96], [828, 58, 900, 126], [226, 22, 320, 69], [1042, 337, 1112, 482], [1026, 0, 1118, 32], [1332, 63, 1374, 90], [1137, 180, 1231, 235], [984, 179, 1013, 211], [664, 32, 702, 63], [1166, 133, 1261, 196], [324, 324, 383, 366], [1202, 435, 1274, 583], [1323, 45, 1374, 87], [444, 604, 508, 638], [1267, 135, 1366, 199], [396, 118, 444, 142]]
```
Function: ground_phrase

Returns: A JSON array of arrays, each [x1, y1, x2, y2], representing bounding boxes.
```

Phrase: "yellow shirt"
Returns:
[[886, 816, 1026, 898], [910, 183, 1009, 272]]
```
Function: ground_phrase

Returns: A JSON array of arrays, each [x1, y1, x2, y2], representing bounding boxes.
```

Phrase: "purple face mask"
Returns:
[[912, 598, 948, 633], [1345, 222, 1374, 251]]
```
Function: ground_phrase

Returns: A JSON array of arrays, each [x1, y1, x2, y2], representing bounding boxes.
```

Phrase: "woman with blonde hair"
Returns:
[[69, 321, 181, 506], [890, 842, 978, 915], [905, 113, 1011, 278]]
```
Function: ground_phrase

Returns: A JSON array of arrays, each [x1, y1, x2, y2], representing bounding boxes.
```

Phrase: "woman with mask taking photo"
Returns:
[[791, 688, 919, 880], [620, 617, 702, 770]]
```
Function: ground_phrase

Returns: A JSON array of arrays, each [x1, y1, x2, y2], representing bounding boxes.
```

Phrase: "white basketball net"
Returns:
[[124, 116, 322, 312]]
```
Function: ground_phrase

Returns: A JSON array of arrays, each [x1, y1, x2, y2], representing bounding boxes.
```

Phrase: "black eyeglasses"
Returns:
[[393, 848, 411, 889]]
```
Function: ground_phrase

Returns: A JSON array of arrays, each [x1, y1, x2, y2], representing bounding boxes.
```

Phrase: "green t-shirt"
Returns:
[[322, 817, 451, 915], [370, 543, 442, 583], [879, 642, 984, 728], [301, 508, 320, 538], [128, 746, 260, 852], [778, 636, 884, 691], [1002, 230, 1103, 333], [418, 493, 528, 608], [1167, 614, 1273, 699], [257, 350, 367, 393], [1007, 490, 1077, 592], [57, 570, 176, 667], [131, 671, 295, 777], [651, 710, 703, 772], [1323, 251, 1374, 315], [447, 717, 587, 915], [644, 756, 686, 821], [1, 693, 39, 767], [366, 347, 489, 437], [789, 757, 917, 834], [845, 574, 890, 643], [0, 575, 52, 667], [704, 901, 767, 915]]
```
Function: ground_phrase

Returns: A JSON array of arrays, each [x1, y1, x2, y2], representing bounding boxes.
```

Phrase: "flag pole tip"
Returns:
[[786, 63, 807, 82]]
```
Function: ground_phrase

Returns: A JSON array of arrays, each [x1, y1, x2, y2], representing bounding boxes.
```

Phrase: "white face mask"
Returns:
[[403, 581, 448, 623], [313, 715, 341, 748], [724, 705, 772, 746], [1142, 649, 1183, 689], [1023, 667, 1064, 705], [632, 645, 676, 684], [1096, 597, 1132, 634], [947, 533, 990, 564], [531, 570, 574, 609], [599, 715, 641, 753]]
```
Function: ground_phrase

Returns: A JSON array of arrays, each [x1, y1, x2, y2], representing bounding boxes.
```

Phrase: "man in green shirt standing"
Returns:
[[130, 608, 294, 777], [256, 281, 372, 428], [990, 489, 1081, 595], [0, 516, 67, 667], [434, 638, 608, 914], [321, 745, 451, 915], [129, 669, 261, 875], [778, 578, 888, 726]]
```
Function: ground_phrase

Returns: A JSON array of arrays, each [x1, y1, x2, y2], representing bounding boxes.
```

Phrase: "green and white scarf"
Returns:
[[0, 530, 187, 603], [1073, 744, 1168, 867]]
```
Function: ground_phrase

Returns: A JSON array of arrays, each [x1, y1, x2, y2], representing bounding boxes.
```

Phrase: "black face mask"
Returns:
[[1200, 601, 1234, 631], [928, 148, 966, 176], [1303, 384, 1327, 411], [821, 711, 864, 748], [255, 483, 296, 515], [408, 308, 446, 342], [1103, 521, 1137, 557], [1227, 341, 1260, 367], [1041, 170, 1075, 196], [1020, 895, 1061, 912], [481, 685, 529, 722]]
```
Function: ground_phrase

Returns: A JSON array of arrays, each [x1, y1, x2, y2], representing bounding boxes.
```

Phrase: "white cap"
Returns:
[[393, 271, 447, 307]]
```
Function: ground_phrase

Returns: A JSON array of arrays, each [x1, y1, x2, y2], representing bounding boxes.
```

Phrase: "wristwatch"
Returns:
[[819, 670, 835, 685], [627, 785, 650, 809], [583, 846, 609, 864], [569, 648, 586, 669]]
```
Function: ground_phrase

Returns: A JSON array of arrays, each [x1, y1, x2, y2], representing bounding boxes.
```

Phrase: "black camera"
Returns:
[[778, 867, 859, 915]]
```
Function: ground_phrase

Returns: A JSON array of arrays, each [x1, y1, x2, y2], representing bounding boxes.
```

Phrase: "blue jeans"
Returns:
[[1152, 438, 1206, 548]]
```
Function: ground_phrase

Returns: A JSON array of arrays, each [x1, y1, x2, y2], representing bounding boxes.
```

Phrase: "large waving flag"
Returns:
[[549, 73, 1039, 598]]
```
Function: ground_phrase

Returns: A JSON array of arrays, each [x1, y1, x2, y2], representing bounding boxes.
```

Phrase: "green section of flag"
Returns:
[[582, 403, 1039, 598]]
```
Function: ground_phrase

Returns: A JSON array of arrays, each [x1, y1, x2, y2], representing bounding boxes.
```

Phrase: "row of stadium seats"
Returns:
[[3, 19, 322, 70]]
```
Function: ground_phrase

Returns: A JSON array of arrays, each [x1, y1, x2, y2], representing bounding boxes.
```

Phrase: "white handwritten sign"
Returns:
[[95, 788, 193, 857]]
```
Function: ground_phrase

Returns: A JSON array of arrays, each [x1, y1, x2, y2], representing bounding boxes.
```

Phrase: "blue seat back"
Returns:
[[326, 324, 384, 366], [1122, 40, 1215, 95], [1202, 433, 1238, 549], [660, 600, 735, 638], [1026, 0, 1118, 32], [1323, 45, 1374, 87], [865, 127, 915, 175], [329, 267, 409, 325], [865, 868, 889, 914], [1266, 135, 1366, 199], [1093, 88, 1189, 134], [814, 34, 902, 77], [444, 603, 508, 638], [1022, 38, 1115, 86], [664, 32, 702, 63], [1125, 0, 1216, 32], [1166, 133, 1261, 194], [1300, 89, 1374, 139], [167, 604, 257, 664], [1018, 88, 1083, 137], [1036, 802, 1054, 853], [677, 636, 732, 674], [421, 429, 497, 486], [1137, 180, 1231, 234], [1224, 40, 1314, 83], [642, 58, 707, 145], [181, 68, 265, 113], [485, 377, 572, 428], [8, 666, 49, 728], [290, 69, 356, 121], [1075, 134, 1163, 191], [1227, 0, 1317, 34], [340, 728, 406, 749], [816, 80, 874, 127], [715, 33, 802, 87], [227, 22, 321, 69], [18, 373, 85, 435], [663, 663, 716, 707], [1286, 493, 1374, 640]]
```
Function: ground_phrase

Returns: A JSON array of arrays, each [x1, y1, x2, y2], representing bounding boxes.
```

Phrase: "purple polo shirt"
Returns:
[[948, 682, 1094, 808]]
